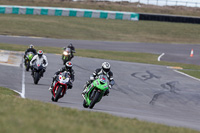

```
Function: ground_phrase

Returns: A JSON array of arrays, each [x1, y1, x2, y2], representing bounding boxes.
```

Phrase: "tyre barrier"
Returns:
[[1, 5, 199, 24], [139, 13, 200, 24], [0, 5, 139, 21]]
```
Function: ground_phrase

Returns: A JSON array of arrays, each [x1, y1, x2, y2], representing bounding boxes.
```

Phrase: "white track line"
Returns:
[[158, 53, 165, 61], [174, 70, 200, 82], [20, 58, 25, 98], [13, 90, 23, 97]]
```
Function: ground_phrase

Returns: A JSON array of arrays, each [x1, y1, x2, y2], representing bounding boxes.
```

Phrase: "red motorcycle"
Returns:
[[51, 71, 72, 102]]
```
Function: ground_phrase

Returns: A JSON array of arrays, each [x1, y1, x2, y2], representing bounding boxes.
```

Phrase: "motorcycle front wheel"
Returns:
[[54, 86, 63, 102], [34, 72, 40, 84], [26, 61, 30, 71], [89, 91, 101, 109], [83, 100, 89, 108]]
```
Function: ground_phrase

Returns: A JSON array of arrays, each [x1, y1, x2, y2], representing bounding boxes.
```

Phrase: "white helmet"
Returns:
[[29, 44, 34, 48], [102, 62, 110, 74], [37, 50, 43, 58], [65, 61, 73, 70]]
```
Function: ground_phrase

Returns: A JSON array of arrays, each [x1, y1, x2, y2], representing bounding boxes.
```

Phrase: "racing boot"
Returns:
[[48, 81, 54, 91], [104, 89, 110, 96], [81, 84, 87, 95], [48, 86, 53, 91], [82, 84, 93, 95]]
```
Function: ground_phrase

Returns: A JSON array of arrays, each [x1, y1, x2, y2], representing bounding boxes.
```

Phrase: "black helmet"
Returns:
[[65, 61, 73, 70], [102, 62, 110, 74], [29, 44, 34, 48], [37, 50, 43, 58], [67, 43, 72, 48], [69, 43, 73, 47], [67, 43, 75, 51]]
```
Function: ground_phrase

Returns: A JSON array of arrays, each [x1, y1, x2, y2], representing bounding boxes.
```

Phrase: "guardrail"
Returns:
[[136, 0, 200, 7], [89, 0, 200, 8], [0, 5, 139, 21]]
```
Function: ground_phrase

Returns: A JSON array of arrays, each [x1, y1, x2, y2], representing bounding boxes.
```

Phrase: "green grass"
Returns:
[[1, 14, 200, 44], [0, 86, 199, 133], [179, 70, 200, 78], [0, 87, 19, 96]]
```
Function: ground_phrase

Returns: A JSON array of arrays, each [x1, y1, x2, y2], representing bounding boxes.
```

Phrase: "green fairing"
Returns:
[[63, 55, 69, 60], [84, 75, 109, 106], [28, 53, 33, 61]]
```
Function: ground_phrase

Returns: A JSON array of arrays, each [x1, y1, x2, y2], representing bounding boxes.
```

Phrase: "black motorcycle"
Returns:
[[32, 62, 44, 84]]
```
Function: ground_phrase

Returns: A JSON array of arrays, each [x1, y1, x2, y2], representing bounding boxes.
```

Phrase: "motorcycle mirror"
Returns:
[[89, 75, 94, 80]]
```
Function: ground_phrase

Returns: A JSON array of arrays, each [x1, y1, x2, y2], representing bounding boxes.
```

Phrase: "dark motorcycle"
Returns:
[[32, 62, 44, 84], [51, 71, 72, 102], [62, 48, 72, 65]]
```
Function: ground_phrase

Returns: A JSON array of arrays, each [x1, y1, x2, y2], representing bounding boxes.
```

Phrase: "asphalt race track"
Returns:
[[0, 36, 200, 130], [1, 53, 200, 130], [1, 35, 200, 65]]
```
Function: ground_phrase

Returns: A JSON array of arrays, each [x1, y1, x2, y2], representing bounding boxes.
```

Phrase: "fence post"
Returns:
[[166, 0, 168, 6], [176, 1, 178, 6]]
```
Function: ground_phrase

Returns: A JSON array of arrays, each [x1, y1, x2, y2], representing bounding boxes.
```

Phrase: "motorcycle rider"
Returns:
[[82, 62, 115, 96], [63, 43, 76, 58], [30, 50, 48, 76], [49, 61, 75, 91], [24, 44, 37, 59]]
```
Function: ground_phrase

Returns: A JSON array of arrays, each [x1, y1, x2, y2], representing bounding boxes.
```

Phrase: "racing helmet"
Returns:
[[65, 61, 73, 70], [68, 43, 73, 48], [68, 43, 75, 51], [29, 44, 34, 48], [37, 50, 43, 58], [102, 62, 110, 74]]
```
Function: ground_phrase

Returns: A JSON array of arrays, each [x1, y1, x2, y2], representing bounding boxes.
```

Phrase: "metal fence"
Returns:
[[136, 0, 200, 7], [91, 0, 200, 7]]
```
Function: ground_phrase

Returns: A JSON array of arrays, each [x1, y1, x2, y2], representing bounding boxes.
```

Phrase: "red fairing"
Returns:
[[52, 81, 68, 97]]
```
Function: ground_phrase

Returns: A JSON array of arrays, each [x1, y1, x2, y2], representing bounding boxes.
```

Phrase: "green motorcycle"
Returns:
[[62, 48, 72, 65], [24, 52, 35, 71], [82, 75, 109, 109]]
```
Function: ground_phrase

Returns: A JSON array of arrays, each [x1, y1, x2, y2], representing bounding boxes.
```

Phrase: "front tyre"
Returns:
[[51, 96, 55, 102], [54, 86, 63, 102], [34, 72, 40, 84], [89, 91, 101, 109], [26, 62, 30, 71]]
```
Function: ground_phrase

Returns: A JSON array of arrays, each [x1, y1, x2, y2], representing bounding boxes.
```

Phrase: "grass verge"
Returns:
[[179, 70, 200, 79], [0, 14, 200, 44], [1, 43, 200, 79], [0, 86, 199, 133]]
